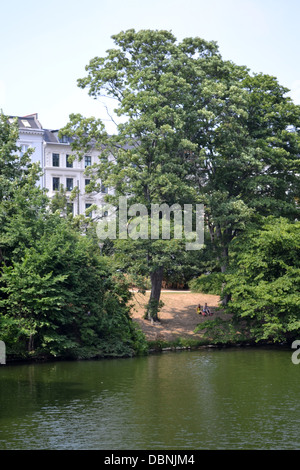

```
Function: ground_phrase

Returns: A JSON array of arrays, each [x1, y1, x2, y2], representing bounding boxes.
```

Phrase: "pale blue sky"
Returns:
[[1, 0, 300, 132]]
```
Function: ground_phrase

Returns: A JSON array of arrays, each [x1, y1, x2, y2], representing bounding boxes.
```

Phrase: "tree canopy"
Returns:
[[62, 29, 300, 319]]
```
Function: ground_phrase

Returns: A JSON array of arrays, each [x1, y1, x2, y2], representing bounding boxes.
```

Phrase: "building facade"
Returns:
[[9, 113, 45, 187], [11, 114, 108, 217], [43, 128, 109, 217]]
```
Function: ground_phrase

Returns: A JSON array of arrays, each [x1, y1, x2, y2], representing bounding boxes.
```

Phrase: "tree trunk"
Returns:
[[28, 333, 34, 352], [220, 246, 231, 305], [146, 265, 164, 321], [208, 222, 232, 305]]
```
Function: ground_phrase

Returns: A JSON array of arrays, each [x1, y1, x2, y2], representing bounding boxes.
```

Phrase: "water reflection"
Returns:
[[0, 348, 300, 449]]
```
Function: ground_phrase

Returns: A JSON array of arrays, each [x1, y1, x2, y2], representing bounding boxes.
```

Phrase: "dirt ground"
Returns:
[[130, 289, 222, 342]]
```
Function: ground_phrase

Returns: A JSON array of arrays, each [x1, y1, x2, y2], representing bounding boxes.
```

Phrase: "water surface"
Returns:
[[0, 347, 299, 450]]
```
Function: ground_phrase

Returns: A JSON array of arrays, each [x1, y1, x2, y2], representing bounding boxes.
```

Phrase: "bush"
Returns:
[[195, 317, 250, 344], [0, 216, 148, 360], [225, 218, 300, 343], [189, 272, 225, 295]]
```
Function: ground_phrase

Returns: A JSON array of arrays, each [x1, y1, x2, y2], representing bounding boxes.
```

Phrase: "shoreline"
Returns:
[[2, 291, 294, 365], [3, 332, 293, 366]]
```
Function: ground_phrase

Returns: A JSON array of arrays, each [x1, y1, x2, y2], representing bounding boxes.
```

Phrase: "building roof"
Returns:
[[9, 113, 43, 131], [9, 113, 112, 149], [8, 115, 72, 143], [43, 129, 74, 144], [43, 129, 60, 143]]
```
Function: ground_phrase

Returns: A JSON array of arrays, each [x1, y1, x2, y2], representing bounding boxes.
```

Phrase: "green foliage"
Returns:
[[0, 216, 148, 358], [148, 336, 207, 351], [0, 216, 148, 357], [194, 317, 250, 345], [189, 272, 225, 295], [224, 218, 300, 343], [0, 112, 147, 360]]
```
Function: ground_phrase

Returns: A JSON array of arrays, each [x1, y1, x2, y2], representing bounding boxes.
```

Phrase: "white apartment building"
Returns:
[[9, 113, 45, 187], [43, 128, 108, 217], [11, 114, 108, 217]]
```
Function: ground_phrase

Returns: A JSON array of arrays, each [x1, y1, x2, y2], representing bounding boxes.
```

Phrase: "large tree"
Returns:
[[62, 30, 218, 318], [62, 29, 300, 313], [181, 65, 300, 302]]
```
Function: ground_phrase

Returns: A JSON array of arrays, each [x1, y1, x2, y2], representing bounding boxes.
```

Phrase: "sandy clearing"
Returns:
[[130, 290, 223, 342]]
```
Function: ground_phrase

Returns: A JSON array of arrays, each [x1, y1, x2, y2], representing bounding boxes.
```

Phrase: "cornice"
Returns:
[[19, 128, 44, 137]]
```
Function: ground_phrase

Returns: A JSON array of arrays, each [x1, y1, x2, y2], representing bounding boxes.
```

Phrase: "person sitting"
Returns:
[[196, 304, 201, 315], [203, 303, 211, 316]]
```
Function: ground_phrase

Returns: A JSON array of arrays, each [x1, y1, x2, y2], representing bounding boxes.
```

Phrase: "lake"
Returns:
[[0, 347, 299, 450]]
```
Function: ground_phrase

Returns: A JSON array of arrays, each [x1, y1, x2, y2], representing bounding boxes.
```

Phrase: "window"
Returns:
[[85, 179, 91, 191], [60, 135, 69, 144], [85, 203, 92, 217], [53, 177, 60, 191], [21, 119, 31, 128], [52, 153, 59, 167], [20, 144, 30, 157], [66, 155, 73, 168], [101, 184, 108, 194], [66, 178, 73, 191], [85, 156, 91, 167]]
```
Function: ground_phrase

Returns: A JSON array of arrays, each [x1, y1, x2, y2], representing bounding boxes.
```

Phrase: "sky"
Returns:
[[1, 0, 300, 133]]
